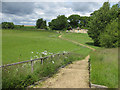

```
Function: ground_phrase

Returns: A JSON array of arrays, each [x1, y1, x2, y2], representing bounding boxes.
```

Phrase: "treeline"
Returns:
[[1, 2, 119, 48], [1, 22, 25, 29], [1, 14, 89, 30], [36, 15, 90, 30], [88, 2, 119, 48]]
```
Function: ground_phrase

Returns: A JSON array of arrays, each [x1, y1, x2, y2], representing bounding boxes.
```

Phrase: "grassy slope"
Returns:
[[62, 32, 100, 49], [90, 48, 118, 88], [2, 30, 91, 64]]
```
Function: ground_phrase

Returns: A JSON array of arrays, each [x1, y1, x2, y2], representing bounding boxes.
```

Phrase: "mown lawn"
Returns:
[[62, 32, 100, 49], [2, 29, 91, 64], [90, 48, 118, 88]]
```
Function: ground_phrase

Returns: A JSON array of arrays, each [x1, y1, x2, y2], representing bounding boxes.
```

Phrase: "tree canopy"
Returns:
[[36, 18, 47, 29], [88, 2, 119, 47], [68, 14, 80, 28], [2, 22, 14, 29], [79, 16, 90, 29], [49, 15, 69, 30]]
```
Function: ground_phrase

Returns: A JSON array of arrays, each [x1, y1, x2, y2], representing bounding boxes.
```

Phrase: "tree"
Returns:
[[2, 22, 14, 29], [88, 2, 110, 46], [79, 16, 90, 29], [99, 18, 119, 48], [88, 2, 119, 47], [36, 18, 47, 29], [49, 15, 69, 30], [68, 14, 80, 28]]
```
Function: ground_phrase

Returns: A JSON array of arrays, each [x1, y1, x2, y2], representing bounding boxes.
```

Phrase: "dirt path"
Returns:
[[58, 34, 96, 51], [33, 33, 94, 88], [34, 55, 90, 88]]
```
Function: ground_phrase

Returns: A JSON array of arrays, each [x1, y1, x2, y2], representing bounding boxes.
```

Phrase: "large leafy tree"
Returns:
[[49, 15, 69, 30], [79, 16, 90, 28], [68, 14, 80, 28], [36, 18, 47, 29], [88, 2, 111, 46], [99, 18, 119, 48], [88, 2, 119, 47]]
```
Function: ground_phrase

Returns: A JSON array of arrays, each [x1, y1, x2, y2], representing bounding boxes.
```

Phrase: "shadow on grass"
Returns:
[[86, 42, 94, 46], [86, 42, 101, 48]]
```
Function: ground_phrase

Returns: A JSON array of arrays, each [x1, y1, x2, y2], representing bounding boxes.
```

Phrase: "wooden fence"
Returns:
[[1, 52, 70, 73]]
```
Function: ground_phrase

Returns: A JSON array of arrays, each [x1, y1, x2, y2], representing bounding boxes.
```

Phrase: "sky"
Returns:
[[1, 1, 119, 25]]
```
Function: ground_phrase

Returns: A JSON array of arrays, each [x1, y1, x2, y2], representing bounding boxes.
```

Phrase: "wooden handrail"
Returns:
[[0, 52, 69, 68]]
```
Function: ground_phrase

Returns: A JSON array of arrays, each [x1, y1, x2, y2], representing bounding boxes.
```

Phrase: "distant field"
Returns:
[[2, 29, 92, 64], [90, 48, 118, 88]]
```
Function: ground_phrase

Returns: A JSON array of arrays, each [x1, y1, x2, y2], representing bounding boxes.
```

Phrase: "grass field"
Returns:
[[2, 29, 118, 88], [2, 29, 93, 88], [90, 48, 118, 88], [2, 29, 91, 64], [62, 32, 100, 49]]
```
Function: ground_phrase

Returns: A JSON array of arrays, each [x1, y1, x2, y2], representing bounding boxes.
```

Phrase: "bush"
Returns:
[[2, 22, 14, 29], [14, 25, 24, 29]]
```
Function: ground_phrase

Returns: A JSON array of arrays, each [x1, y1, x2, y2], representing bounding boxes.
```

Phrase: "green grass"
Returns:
[[14, 25, 36, 30], [62, 32, 100, 49], [2, 29, 91, 64], [2, 29, 118, 88], [90, 48, 118, 88], [2, 53, 82, 88]]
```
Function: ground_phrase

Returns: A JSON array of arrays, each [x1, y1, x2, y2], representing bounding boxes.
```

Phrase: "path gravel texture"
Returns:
[[33, 33, 94, 88], [34, 55, 90, 88]]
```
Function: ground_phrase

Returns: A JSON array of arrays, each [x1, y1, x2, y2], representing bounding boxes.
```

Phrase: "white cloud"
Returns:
[[1, 2, 105, 25]]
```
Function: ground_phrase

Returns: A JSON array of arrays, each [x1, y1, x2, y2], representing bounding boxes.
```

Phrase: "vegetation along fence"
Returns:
[[1, 52, 70, 72], [2, 52, 81, 88]]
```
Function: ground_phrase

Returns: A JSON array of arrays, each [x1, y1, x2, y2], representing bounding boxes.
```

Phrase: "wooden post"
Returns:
[[41, 59, 43, 65], [58, 54, 60, 60], [31, 61, 34, 73], [51, 55, 53, 60]]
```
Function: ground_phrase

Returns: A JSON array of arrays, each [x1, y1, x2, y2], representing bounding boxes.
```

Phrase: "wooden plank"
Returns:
[[0, 53, 70, 68]]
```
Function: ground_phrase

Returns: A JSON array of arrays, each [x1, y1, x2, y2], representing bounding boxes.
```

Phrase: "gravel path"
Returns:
[[33, 33, 94, 88], [34, 55, 90, 88]]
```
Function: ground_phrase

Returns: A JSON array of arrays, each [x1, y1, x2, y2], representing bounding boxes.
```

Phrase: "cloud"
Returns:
[[2, 2, 35, 16], [1, 2, 103, 25], [67, 2, 101, 13]]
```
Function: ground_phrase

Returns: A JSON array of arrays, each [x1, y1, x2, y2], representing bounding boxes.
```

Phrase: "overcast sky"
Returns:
[[1, 2, 118, 25]]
